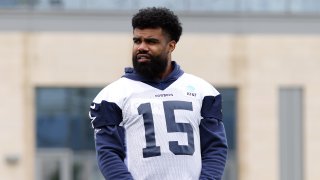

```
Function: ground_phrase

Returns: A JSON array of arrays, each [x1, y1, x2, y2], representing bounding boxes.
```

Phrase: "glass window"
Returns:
[[0, 0, 17, 7], [36, 87, 103, 180], [290, 0, 320, 13], [2, 0, 320, 13], [36, 87, 100, 150], [189, 0, 237, 12], [240, 0, 287, 12], [217, 88, 238, 180]]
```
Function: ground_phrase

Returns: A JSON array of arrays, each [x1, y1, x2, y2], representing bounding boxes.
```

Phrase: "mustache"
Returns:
[[136, 49, 149, 54], [135, 51, 152, 60]]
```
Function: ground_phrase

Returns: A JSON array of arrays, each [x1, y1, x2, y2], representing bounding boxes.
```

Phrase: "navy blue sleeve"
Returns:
[[199, 95, 228, 180], [89, 101, 133, 180]]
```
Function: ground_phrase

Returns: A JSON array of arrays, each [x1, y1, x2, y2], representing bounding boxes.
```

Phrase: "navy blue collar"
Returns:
[[122, 61, 184, 90]]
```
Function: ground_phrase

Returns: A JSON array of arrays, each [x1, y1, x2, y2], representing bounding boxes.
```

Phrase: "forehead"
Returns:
[[133, 28, 165, 39]]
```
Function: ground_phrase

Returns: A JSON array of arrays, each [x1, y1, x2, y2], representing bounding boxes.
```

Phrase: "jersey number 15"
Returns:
[[138, 101, 195, 158]]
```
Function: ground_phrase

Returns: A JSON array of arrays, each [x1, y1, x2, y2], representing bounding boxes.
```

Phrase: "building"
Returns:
[[1, 0, 320, 180]]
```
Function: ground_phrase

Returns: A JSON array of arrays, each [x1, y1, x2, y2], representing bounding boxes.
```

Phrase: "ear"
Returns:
[[168, 41, 176, 52]]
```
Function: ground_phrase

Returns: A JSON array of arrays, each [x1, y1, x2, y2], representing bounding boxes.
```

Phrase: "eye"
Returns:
[[133, 38, 141, 44], [146, 39, 158, 45]]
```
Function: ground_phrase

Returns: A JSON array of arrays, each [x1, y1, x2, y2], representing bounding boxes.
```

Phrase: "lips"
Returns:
[[137, 54, 151, 63]]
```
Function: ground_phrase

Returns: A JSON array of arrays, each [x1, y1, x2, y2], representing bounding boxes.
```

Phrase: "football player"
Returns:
[[89, 7, 228, 180]]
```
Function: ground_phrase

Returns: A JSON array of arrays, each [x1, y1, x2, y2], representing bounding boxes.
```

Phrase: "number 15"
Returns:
[[138, 101, 195, 158]]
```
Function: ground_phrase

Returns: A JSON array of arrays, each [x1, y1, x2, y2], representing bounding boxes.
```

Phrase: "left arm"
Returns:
[[199, 95, 228, 180]]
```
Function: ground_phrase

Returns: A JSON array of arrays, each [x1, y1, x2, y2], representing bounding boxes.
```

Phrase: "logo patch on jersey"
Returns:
[[155, 93, 173, 98], [186, 85, 195, 92], [186, 85, 197, 97]]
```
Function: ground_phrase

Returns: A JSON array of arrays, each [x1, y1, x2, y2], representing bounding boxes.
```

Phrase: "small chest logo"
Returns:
[[186, 85, 197, 97], [187, 92, 197, 97], [155, 93, 173, 98]]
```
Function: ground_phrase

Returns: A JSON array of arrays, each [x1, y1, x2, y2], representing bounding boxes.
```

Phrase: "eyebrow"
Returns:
[[145, 38, 160, 42], [133, 37, 160, 42]]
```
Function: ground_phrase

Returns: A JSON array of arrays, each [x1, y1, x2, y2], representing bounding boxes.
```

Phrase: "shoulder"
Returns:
[[93, 78, 134, 105], [180, 73, 220, 97]]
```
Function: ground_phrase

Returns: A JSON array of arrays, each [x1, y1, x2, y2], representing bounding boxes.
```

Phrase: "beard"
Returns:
[[132, 52, 168, 80]]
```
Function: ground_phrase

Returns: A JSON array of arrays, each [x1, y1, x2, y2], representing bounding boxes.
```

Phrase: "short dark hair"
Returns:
[[132, 7, 183, 43]]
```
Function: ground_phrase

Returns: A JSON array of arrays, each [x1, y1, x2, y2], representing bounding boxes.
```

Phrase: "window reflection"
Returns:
[[36, 87, 103, 180], [36, 87, 100, 150], [218, 88, 237, 180]]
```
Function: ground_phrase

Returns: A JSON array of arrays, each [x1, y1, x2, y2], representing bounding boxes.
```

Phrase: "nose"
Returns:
[[137, 42, 148, 52]]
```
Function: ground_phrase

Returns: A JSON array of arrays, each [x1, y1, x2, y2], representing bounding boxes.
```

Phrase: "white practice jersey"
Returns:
[[91, 72, 220, 180]]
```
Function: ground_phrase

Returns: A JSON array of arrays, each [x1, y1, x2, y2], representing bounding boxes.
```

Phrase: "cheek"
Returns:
[[162, 46, 171, 56], [151, 46, 165, 55], [132, 45, 138, 54]]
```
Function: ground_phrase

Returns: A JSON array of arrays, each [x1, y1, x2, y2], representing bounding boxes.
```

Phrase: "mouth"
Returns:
[[136, 54, 151, 63]]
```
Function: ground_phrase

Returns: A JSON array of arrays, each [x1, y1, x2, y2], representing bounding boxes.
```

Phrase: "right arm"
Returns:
[[89, 100, 133, 180]]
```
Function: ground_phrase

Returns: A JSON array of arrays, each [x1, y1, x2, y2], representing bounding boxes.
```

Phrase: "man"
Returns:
[[89, 7, 228, 180]]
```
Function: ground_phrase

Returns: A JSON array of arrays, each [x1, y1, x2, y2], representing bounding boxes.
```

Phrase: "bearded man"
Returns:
[[89, 7, 228, 180]]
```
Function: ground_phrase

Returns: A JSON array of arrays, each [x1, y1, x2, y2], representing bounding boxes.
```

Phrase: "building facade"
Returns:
[[1, 1, 320, 180]]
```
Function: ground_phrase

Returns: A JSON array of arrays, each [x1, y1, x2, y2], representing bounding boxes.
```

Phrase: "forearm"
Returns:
[[95, 126, 133, 180], [199, 119, 228, 180]]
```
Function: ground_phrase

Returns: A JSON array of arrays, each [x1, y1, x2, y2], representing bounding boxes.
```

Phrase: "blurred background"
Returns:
[[1, 0, 320, 180]]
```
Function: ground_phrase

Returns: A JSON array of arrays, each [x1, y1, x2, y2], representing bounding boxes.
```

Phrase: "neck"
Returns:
[[158, 60, 173, 80]]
